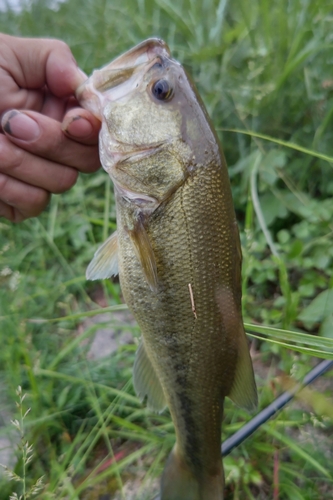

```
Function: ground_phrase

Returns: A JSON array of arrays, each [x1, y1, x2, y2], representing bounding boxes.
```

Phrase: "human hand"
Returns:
[[0, 33, 101, 222]]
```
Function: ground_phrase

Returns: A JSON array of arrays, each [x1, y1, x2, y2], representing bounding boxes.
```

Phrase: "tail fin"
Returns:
[[160, 446, 224, 500]]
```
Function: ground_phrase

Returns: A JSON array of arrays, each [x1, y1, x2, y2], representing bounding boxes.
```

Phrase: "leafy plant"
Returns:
[[0, 0, 333, 498]]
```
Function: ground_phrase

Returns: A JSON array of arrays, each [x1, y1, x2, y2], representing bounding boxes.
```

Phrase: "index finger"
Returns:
[[0, 33, 86, 110]]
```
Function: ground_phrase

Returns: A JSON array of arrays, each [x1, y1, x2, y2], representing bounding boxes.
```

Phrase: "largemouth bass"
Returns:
[[77, 38, 257, 500]]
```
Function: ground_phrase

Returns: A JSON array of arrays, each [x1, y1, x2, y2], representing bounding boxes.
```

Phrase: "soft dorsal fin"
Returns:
[[217, 286, 257, 412], [133, 341, 167, 413], [127, 218, 158, 292], [86, 231, 118, 280]]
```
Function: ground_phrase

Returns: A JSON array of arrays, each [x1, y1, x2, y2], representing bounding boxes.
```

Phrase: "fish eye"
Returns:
[[152, 79, 173, 101]]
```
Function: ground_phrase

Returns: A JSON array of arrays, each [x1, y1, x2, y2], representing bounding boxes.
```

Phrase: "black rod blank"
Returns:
[[222, 358, 333, 457]]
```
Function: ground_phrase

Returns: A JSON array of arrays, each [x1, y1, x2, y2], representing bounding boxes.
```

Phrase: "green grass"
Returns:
[[0, 0, 333, 498]]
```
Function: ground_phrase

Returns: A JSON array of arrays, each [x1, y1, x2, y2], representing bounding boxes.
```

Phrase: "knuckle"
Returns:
[[53, 40, 76, 65], [0, 177, 24, 222], [12, 211, 26, 223], [0, 173, 10, 199], [0, 171, 50, 220], [58, 40, 71, 53], [0, 136, 24, 173], [49, 38, 71, 55], [6, 207, 25, 223], [3, 206, 17, 223], [53, 167, 78, 193], [87, 156, 101, 173], [76, 148, 101, 173], [27, 190, 50, 217]]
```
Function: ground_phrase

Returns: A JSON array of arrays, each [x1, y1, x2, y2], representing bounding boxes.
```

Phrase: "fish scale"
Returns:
[[77, 38, 257, 500]]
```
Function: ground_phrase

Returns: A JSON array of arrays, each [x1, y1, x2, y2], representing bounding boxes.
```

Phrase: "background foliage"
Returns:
[[0, 0, 332, 498]]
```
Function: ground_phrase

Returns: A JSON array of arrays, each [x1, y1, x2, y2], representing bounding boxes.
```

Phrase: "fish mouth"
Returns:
[[76, 38, 171, 118]]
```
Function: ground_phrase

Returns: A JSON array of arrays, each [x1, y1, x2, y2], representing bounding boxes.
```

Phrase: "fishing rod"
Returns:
[[222, 357, 333, 456]]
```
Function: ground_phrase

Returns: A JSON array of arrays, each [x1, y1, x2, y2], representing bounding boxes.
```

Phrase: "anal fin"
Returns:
[[133, 341, 166, 413], [86, 231, 118, 280]]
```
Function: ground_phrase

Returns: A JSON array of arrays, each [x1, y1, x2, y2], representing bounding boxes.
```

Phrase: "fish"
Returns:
[[76, 38, 257, 500]]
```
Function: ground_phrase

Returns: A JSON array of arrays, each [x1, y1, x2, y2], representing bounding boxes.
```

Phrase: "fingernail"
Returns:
[[63, 115, 94, 138], [2, 110, 40, 142]]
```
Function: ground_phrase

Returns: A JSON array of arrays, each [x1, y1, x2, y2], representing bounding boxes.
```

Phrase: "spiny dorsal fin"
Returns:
[[86, 231, 118, 280], [133, 341, 167, 413], [217, 286, 258, 412], [127, 218, 158, 292]]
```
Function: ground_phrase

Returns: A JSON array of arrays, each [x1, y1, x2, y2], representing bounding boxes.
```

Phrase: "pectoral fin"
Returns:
[[128, 219, 158, 292], [133, 341, 166, 413], [86, 231, 118, 280]]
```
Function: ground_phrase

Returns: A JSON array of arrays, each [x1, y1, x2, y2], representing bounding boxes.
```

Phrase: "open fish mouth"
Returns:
[[76, 38, 171, 119]]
